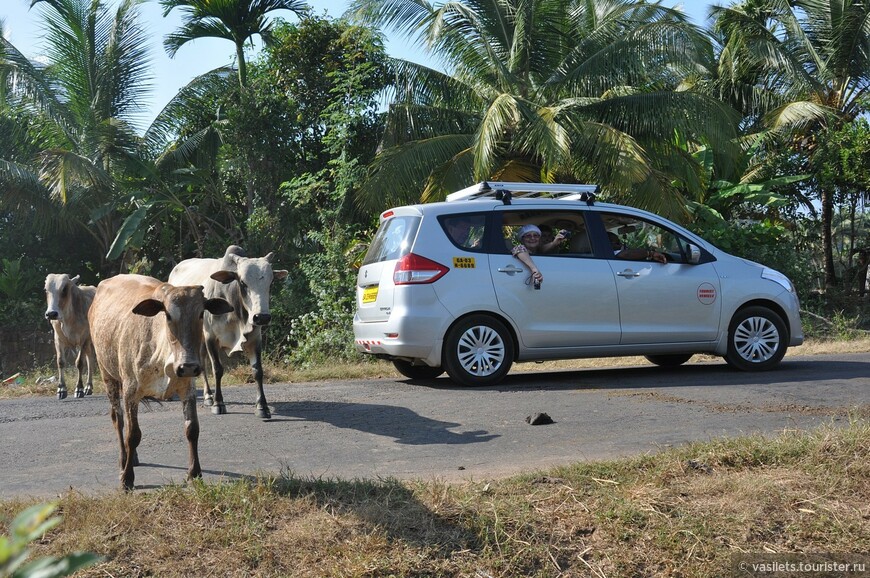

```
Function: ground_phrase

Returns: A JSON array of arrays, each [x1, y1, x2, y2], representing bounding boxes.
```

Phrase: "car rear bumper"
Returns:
[[353, 307, 450, 367]]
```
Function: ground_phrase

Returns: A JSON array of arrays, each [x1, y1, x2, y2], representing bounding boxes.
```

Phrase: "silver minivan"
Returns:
[[353, 182, 803, 386]]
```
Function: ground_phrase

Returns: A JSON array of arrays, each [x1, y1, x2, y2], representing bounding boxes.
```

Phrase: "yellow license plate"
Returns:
[[362, 286, 379, 303]]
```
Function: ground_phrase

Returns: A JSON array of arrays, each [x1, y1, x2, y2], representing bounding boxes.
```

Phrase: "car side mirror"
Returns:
[[687, 243, 701, 265]]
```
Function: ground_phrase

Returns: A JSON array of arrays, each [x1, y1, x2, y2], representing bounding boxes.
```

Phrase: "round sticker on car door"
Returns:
[[697, 283, 717, 305]]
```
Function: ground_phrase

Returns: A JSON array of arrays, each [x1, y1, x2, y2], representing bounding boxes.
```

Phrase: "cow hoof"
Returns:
[[256, 407, 271, 420], [212, 404, 227, 415], [85, 388, 93, 396], [203, 397, 214, 407], [57, 390, 67, 400], [74, 390, 84, 398]]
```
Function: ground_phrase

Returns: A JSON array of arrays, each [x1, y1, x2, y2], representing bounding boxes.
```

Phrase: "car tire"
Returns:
[[443, 315, 514, 386], [724, 306, 788, 371], [644, 354, 693, 367], [392, 360, 445, 380]]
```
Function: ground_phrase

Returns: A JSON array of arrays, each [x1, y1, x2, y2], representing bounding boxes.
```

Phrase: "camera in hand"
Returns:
[[533, 278, 541, 290], [559, 229, 572, 239]]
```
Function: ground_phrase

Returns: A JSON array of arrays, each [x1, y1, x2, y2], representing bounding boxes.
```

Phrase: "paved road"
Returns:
[[1, 353, 868, 497]]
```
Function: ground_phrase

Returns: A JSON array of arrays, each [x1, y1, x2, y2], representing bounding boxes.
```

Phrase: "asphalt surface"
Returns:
[[1, 353, 868, 497]]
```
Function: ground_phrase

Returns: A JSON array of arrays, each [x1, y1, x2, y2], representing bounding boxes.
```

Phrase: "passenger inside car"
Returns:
[[444, 214, 484, 249], [608, 231, 667, 263]]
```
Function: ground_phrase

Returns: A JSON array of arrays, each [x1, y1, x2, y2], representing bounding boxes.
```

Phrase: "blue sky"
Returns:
[[2, 0, 714, 130]]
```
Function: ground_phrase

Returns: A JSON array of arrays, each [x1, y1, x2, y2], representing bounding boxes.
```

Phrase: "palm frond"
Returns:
[[37, 148, 114, 203], [764, 100, 833, 134], [472, 92, 520, 177], [164, 20, 235, 57], [347, 0, 434, 39], [142, 67, 236, 155], [356, 133, 473, 210]]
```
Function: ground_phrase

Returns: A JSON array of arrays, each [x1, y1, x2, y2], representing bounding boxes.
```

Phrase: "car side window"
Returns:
[[498, 210, 592, 256], [600, 213, 689, 264], [441, 214, 486, 251]]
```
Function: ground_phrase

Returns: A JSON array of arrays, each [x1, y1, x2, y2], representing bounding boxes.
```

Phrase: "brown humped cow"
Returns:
[[44, 274, 97, 400], [168, 246, 288, 420], [88, 274, 232, 491]]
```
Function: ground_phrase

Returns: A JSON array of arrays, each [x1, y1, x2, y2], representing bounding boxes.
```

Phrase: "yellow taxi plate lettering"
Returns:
[[362, 286, 379, 303], [453, 257, 476, 269]]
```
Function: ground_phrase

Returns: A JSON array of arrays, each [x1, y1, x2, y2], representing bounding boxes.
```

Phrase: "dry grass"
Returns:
[[4, 336, 868, 400], [2, 418, 868, 577]]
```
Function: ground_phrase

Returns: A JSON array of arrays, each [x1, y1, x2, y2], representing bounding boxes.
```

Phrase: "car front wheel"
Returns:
[[392, 360, 444, 380], [443, 315, 514, 386], [725, 306, 788, 371]]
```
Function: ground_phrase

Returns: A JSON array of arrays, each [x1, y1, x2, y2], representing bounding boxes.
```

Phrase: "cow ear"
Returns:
[[265, 252, 275, 263], [132, 299, 165, 317], [70, 275, 80, 284], [210, 270, 238, 284], [205, 298, 234, 316], [273, 269, 289, 281]]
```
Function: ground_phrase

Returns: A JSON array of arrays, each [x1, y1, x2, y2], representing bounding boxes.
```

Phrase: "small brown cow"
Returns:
[[88, 274, 232, 491], [44, 274, 97, 400]]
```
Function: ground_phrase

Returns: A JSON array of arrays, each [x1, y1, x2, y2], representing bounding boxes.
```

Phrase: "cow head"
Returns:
[[133, 284, 233, 378], [210, 250, 289, 333], [44, 273, 80, 321]]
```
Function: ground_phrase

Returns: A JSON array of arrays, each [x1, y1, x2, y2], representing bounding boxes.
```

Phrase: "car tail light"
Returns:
[[394, 253, 449, 285]]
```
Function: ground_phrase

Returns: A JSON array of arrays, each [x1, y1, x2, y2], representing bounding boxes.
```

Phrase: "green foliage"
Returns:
[[269, 173, 372, 366], [0, 502, 100, 578], [0, 258, 43, 327], [349, 0, 737, 219], [0, 259, 41, 302]]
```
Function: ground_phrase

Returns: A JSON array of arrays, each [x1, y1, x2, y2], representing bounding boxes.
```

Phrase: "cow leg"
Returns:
[[208, 340, 227, 415], [251, 344, 270, 420], [107, 379, 124, 469], [54, 337, 67, 400], [73, 348, 86, 398], [83, 341, 95, 396], [183, 387, 202, 481], [203, 340, 218, 410], [121, 399, 141, 491]]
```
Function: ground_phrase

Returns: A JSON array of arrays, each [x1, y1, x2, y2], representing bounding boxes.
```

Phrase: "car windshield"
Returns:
[[362, 215, 421, 265]]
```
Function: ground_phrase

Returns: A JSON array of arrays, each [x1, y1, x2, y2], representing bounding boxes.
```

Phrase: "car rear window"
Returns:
[[362, 215, 422, 265]]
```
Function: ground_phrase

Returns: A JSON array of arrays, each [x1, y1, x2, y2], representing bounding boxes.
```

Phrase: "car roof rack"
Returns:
[[446, 181, 600, 205]]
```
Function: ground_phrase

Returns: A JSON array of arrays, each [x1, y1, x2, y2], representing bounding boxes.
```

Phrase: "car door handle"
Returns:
[[498, 265, 525, 274], [616, 269, 641, 278]]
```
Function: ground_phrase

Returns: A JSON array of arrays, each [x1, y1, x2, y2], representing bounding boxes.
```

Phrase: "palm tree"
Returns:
[[348, 0, 738, 219], [711, 0, 870, 287], [0, 0, 152, 272], [160, 0, 309, 87]]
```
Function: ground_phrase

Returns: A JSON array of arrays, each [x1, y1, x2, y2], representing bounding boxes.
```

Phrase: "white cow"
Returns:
[[43, 273, 97, 399], [88, 274, 233, 491], [168, 246, 289, 419]]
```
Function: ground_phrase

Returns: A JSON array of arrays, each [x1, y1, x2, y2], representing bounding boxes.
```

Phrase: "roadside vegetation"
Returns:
[[1, 417, 867, 577]]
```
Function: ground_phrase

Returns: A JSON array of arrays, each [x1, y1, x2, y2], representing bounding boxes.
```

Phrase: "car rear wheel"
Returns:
[[392, 360, 444, 380], [725, 306, 788, 371], [644, 354, 693, 367], [443, 315, 514, 386]]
